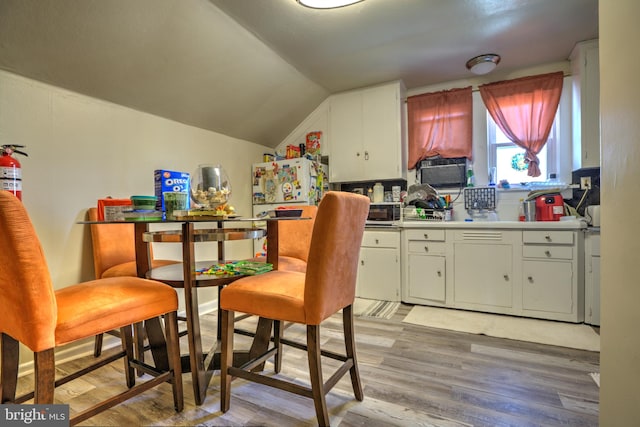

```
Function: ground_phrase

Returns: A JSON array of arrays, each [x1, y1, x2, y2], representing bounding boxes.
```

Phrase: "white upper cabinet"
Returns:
[[570, 39, 600, 169], [328, 81, 407, 182]]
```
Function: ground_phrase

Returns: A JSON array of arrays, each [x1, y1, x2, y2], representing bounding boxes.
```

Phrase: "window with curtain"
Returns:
[[487, 113, 559, 185], [479, 72, 564, 178], [407, 86, 472, 170]]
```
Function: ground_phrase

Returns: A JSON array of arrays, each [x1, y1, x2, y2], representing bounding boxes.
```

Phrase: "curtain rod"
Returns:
[[404, 72, 571, 101]]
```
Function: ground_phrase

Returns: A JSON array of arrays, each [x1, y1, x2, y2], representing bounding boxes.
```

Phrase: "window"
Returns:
[[487, 111, 559, 186]]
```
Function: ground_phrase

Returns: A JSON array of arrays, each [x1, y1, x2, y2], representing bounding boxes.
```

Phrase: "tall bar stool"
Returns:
[[219, 191, 369, 426], [88, 207, 180, 357], [0, 191, 183, 425]]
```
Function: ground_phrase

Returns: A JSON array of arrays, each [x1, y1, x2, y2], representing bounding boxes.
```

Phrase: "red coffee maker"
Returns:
[[535, 194, 565, 221]]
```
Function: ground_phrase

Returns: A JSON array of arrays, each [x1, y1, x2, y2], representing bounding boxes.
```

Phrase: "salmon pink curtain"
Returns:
[[479, 72, 563, 177], [407, 86, 472, 170]]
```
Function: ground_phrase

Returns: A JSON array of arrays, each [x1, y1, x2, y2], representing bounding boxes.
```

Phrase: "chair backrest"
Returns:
[[88, 207, 137, 278], [304, 191, 370, 324], [277, 205, 318, 262], [0, 191, 57, 351]]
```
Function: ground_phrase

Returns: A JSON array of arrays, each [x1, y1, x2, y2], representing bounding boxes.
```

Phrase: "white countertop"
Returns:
[[401, 219, 587, 230]]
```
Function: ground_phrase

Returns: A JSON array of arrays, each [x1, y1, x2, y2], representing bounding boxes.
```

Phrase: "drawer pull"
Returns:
[[424, 246, 429, 253], [545, 235, 551, 241], [423, 233, 429, 239], [545, 250, 551, 257], [360, 260, 364, 266], [375, 239, 379, 244], [503, 274, 509, 281], [527, 276, 534, 283], [437, 270, 442, 277]]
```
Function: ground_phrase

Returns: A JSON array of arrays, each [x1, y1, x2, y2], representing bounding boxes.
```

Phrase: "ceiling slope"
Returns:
[[0, 0, 598, 148]]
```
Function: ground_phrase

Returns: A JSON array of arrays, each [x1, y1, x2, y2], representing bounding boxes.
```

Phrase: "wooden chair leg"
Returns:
[[33, 349, 55, 404], [134, 321, 146, 377], [94, 333, 104, 357], [343, 305, 363, 401], [274, 320, 282, 373], [120, 324, 135, 388], [164, 311, 184, 412], [307, 325, 330, 426], [220, 309, 235, 413], [1, 333, 19, 403]]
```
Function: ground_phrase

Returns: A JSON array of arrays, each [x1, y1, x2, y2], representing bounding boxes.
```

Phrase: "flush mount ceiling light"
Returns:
[[466, 54, 501, 75], [297, 0, 364, 9]]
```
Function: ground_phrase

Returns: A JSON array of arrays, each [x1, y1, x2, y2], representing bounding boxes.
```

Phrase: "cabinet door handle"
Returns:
[[503, 274, 509, 281], [360, 260, 364, 266], [356, 152, 360, 157], [527, 276, 534, 283], [364, 151, 369, 160], [437, 270, 442, 277], [375, 239, 379, 244], [545, 235, 551, 241], [545, 250, 551, 257], [423, 233, 429, 239], [423, 245, 429, 252]]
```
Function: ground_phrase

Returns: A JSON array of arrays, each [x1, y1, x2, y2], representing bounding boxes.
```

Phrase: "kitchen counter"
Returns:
[[401, 219, 587, 230]]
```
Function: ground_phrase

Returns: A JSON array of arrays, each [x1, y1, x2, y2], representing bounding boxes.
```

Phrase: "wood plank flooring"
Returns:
[[12, 304, 600, 426]]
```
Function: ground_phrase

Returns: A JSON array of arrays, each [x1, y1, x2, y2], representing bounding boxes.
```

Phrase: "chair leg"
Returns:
[[134, 321, 146, 377], [220, 309, 235, 413], [343, 305, 363, 401], [33, 349, 55, 404], [164, 311, 184, 412], [274, 320, 282, 373], [1, 333, 19, 403], [120, 324, 136, 388], [94, 333, 104, 357], [307, 325, 330, 426]]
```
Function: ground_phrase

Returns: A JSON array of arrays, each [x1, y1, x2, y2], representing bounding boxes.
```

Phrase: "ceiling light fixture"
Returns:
[[466, 54, 501, 75], [297, 0, 364, 9]]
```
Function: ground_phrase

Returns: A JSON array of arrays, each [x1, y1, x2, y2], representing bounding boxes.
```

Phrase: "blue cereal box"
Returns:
[[154, 169, 190, 211]]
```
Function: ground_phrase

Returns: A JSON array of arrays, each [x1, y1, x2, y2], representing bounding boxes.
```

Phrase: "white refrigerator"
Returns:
[[251, 157, 324, 256]]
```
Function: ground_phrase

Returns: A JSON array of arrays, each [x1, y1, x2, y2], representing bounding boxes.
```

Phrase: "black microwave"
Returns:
[[419, 157, 467, 188], [367, 202, 402, 225]]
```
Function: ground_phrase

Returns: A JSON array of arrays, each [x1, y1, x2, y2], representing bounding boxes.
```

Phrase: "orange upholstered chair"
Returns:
[[0, 191, 183, 425], [220, 191, 370, 426], [88, 207, 179, 356], [249, 204, 318, 273]]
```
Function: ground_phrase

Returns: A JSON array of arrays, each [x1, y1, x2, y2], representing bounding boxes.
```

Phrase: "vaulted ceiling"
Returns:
[[0, 0, 598, 148]]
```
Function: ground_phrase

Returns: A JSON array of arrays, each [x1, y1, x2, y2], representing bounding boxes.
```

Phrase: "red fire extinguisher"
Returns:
[[1, 145, 28, 200]]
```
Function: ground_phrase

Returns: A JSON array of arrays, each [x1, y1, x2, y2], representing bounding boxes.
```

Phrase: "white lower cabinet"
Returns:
[[403, 229, 447, 305], [452, 230, 519, 313], [521, 230, 583, 322], [401, 225, 585, 323], [356, 229, 401, 301]]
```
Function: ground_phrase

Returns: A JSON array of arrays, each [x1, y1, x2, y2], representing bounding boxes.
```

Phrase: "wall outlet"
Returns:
[[580, 176, 592, 190]]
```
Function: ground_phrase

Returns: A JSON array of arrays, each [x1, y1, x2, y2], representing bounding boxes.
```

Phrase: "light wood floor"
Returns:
[[14, 304, 600, 426]]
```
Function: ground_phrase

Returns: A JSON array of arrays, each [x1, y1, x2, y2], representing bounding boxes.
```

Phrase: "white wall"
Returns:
[[599, 0, 640, 424], [0, 69, 270, 368]]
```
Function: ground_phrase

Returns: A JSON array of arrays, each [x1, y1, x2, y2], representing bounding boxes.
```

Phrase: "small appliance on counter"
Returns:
[[525, 189, 566, 221], [535, 194, 564, 221]]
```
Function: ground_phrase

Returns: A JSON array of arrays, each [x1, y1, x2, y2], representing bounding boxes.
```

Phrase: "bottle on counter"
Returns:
[[518, 198, 526, 222], [373, 182, 384, 202], [466, 167, 474, 187]]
